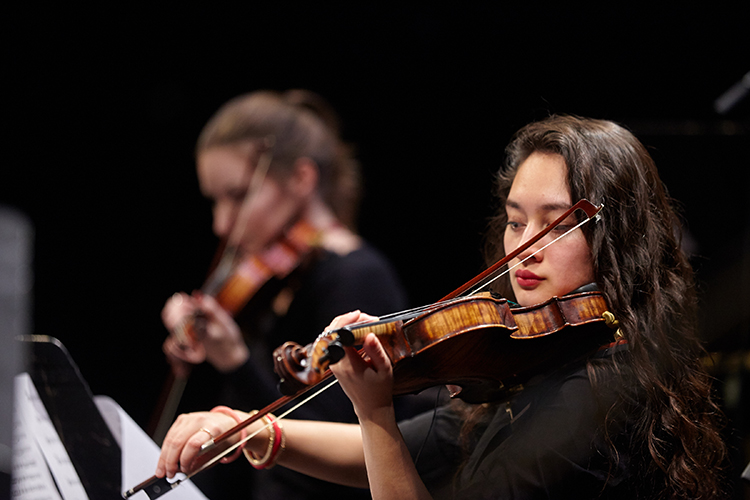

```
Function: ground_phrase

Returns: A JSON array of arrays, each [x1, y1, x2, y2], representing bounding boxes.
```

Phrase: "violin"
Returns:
[[173, 218, 322, 342], [149, 137, 327, 441], [127, 199, 616, 498], [274, 288, 616, 403], [164, 136, 318, 346], [205, 219, 320, 314], [149, 218, 323, 442]]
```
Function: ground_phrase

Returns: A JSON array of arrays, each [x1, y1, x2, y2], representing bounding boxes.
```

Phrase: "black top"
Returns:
[[184, 243, 412, 500], [222, 243, 409, 421], [399, 355, 639, 499]]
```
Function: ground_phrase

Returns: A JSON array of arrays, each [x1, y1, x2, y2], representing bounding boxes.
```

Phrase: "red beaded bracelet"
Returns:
[[210, 406, 247, 463]]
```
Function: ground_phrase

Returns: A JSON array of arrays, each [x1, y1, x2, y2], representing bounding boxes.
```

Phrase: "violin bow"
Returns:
[[202, 136, 276, 295], [124, 377, 340, 499]]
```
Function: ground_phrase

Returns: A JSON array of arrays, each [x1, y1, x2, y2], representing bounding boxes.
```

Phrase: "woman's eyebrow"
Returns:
[[505, 199, 572, 212]]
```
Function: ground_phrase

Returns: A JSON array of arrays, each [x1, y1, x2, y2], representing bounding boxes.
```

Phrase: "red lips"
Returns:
[[515, 269, 543, 288]]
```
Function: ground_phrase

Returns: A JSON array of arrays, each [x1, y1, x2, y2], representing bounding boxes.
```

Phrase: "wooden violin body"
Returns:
[[204, 219, 321, 315], [173, 219, 321, 344], [274, 290, 616, 403]]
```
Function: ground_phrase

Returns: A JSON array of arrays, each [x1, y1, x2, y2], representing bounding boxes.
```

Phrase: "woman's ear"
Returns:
[[287, 157, 320, 198]]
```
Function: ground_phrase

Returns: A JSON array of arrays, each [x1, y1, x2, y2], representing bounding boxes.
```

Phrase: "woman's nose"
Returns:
[[212, 203, 235, 238], [514, 224, 546, 263]]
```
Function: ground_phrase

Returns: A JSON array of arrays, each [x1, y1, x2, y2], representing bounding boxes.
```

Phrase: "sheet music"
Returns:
[[12, 373, 87, 500], [12, 373, 208, 500]]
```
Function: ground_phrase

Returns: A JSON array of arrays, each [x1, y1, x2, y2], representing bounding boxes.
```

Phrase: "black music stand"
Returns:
[[22, 335, 122, 498]]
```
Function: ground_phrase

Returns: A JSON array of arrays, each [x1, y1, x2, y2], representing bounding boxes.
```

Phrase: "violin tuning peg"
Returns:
[[318, 341, 346, 365], [602, 311, 620, 328], [602, 311, 624, 341]]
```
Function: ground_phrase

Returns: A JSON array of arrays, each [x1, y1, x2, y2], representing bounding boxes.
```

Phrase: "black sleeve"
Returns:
[[221, 245, 409, 420], [301, 245, 408, 330]]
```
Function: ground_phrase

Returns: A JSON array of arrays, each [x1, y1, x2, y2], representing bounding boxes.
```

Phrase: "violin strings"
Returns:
[[315, 296, 472, 340]]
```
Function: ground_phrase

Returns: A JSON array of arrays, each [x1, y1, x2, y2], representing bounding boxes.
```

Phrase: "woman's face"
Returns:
[[503, 152, 595, 307], [197, 145, 301, 256]]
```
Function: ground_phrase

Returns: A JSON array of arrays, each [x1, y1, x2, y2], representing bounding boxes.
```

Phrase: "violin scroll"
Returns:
[[273, 328, 354, 395]]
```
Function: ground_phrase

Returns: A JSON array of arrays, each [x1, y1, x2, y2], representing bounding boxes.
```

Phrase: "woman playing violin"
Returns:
[[156, 115, 727, 499], [160, 90, 409, 499]]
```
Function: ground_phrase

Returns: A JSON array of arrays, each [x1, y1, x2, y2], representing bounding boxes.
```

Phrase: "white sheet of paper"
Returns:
[[13, 373, 86, 500]]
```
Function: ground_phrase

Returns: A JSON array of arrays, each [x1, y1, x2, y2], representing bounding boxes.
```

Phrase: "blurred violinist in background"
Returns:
[[152, 115, 729, 499], [157, 90, 413, 500]]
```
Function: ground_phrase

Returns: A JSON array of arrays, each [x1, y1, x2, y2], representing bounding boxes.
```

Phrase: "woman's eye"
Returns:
[[228, 189, 248, 202], [506, 221, 522, 230]]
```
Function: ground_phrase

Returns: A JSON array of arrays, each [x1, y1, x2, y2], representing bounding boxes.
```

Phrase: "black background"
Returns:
[[5, 3, 750, 495]]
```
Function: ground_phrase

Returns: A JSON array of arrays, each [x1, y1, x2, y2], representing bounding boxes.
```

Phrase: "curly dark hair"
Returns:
[[483, 115, 727, 498]]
